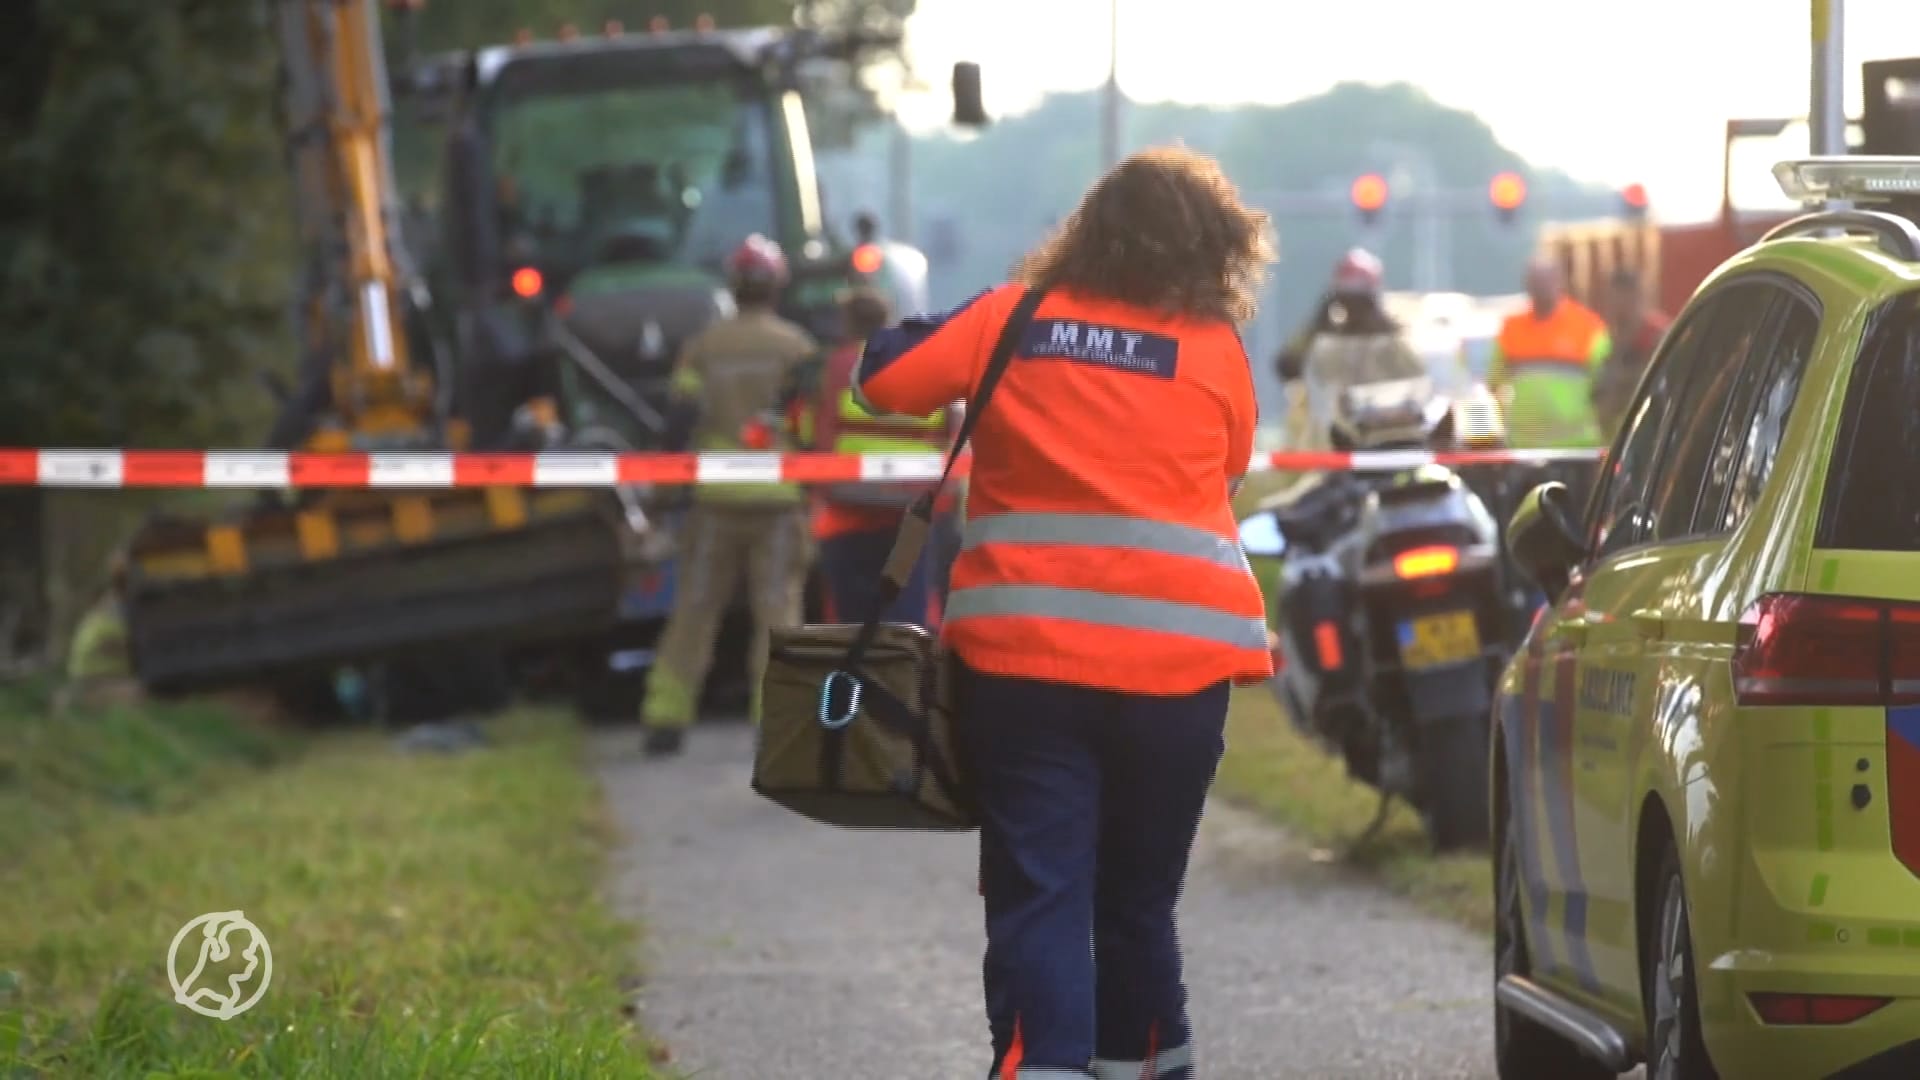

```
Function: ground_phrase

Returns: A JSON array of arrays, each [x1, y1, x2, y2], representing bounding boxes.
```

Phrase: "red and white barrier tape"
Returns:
[[0, 447, 1603, 489]]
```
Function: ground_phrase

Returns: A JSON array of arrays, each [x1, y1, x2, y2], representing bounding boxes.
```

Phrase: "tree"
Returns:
[[0, 0, 291, 452]]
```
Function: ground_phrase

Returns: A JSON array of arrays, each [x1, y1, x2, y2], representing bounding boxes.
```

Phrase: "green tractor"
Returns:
[[393, 21, 989, 718]]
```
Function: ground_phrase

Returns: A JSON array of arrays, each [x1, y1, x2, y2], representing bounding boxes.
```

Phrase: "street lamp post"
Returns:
[[1810, 0, 1847, 157], [889, 117, 913, 244], [1100, 0, 1121, 171], [1373, 141, 1451, 292]]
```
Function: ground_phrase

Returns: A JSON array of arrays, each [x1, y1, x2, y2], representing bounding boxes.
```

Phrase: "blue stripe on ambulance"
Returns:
[[1500, 690, 1556, 973], [1539, 648, 1600, 992]]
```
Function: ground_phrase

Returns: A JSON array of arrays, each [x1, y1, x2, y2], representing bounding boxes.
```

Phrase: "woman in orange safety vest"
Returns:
[[856, 145, 1275, 1080]]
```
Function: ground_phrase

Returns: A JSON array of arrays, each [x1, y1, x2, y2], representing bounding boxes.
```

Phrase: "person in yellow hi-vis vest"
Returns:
[[1487, 258, 1613, 448], [790, 287, 955, 627], [639, 235, 819, 758]]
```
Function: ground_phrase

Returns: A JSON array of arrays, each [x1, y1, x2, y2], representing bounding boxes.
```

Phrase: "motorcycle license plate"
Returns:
[[1397, 610, 1480, 670]]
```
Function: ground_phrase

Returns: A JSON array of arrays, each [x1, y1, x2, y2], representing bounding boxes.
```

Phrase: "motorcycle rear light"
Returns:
[[1731, 593, 1920, 706], [1393, 545, 1459, 580], [1313, 620, 1344, 672], [1748, 992, 1891, 1026]]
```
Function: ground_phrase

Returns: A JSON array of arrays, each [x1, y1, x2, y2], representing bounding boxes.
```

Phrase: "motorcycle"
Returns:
[[1238, 376, 1528, 851]]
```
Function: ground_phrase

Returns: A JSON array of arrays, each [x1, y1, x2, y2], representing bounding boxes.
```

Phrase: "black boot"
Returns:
[[642, 725, 686, 758]]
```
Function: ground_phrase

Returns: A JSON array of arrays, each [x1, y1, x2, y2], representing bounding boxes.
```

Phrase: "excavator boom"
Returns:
[[273, 0, 426, 441]]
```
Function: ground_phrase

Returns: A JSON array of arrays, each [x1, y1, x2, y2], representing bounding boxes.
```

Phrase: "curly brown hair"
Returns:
[[1013, 145, 1275, 323]]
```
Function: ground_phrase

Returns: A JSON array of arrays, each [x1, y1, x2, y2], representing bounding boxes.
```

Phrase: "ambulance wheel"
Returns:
[[1418, 712, 1491, 852], [1644, 845, 1719, 1080], [1495, 795, 1615, 1080]]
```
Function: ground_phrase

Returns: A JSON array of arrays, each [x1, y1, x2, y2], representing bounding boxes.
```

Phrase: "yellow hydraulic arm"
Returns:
[[272, 0, 435, 448]]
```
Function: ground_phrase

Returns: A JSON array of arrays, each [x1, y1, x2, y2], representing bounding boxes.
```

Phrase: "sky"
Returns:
[[891, 0, 1920, 222]]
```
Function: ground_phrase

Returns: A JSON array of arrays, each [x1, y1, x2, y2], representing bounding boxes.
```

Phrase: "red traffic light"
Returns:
[[1622, 183, 1650, 211], [1489, 172, 1527, 212], [510, 266, 543, 298], [1350, 173, 1389, 213]]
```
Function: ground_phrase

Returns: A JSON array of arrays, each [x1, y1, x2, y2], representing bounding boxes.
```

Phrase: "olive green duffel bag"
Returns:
[[750, 286, 1046, 831], [755, 615, 972, 829]]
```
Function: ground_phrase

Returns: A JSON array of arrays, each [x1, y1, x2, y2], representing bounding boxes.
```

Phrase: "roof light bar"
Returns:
[[1773, 156, 1920, 203]]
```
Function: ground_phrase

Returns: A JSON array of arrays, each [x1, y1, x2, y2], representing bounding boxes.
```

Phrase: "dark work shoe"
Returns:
[[642, 726, 686, 758]]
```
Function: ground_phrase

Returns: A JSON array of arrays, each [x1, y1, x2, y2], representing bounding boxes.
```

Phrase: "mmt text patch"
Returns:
[[1020, 319, 1179, 379]]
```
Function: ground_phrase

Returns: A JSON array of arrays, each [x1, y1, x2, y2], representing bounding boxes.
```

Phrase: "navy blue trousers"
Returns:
[[816, 526, 931, 625], [957, 668, 1228, 1078]]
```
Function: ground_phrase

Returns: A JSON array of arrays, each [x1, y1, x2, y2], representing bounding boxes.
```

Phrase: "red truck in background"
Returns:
[[1541, 56, 1920, 313]]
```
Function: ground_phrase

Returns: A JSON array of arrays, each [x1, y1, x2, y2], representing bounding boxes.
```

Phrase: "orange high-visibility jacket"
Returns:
[[1487, 298, 1612, 448], [857, 283, 1273, 695]]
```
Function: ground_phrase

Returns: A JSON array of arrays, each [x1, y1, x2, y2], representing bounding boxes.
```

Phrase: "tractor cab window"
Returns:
[[485, 69, 779, 281]]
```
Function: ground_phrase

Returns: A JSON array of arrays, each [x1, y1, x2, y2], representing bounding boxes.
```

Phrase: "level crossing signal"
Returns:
[[1350, 172, 1389, 226], [1621, 182, 1650, 219], [1488, 171, 1527, 224]]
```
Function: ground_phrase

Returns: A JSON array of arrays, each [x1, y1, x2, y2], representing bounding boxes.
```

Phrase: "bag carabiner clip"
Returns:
[[818, 669, 863, 730]]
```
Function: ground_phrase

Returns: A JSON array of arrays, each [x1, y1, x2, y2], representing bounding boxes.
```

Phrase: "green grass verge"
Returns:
[[0, 692, 659, 1079], [0, 680, 296, 866], [1216, 688, 1493, 932]]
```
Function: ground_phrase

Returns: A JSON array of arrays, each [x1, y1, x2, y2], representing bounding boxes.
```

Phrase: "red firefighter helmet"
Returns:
[[1331, 247, 1385, 297], [727, 233, 790, 289]]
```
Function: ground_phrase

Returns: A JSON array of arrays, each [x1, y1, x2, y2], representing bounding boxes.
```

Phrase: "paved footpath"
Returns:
[[597, 723, 1501, 1079]]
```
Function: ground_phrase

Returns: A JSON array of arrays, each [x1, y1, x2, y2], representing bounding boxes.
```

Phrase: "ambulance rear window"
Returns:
[[1816, 290, 1920, 551]]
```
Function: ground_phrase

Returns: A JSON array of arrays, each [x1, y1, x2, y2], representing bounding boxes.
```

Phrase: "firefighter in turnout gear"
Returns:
[[792, 286, 953, 625], [639, 235, 818, 758]]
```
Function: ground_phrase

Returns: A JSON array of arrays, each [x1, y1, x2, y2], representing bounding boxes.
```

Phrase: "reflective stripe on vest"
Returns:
[[945, 584, 1269, 652], [836, 387, 945, 431], [961, 512, 1250, 574], [1091, 1042, 1194, 1078]]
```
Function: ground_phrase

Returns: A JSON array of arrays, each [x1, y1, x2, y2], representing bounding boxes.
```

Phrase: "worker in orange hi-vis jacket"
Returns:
[[855, 146, 1275, 1080]]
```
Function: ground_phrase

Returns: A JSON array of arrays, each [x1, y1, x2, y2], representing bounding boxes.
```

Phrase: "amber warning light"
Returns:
[[1350, 173, 1389, 213], [1489, 172, 1527, 211]]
